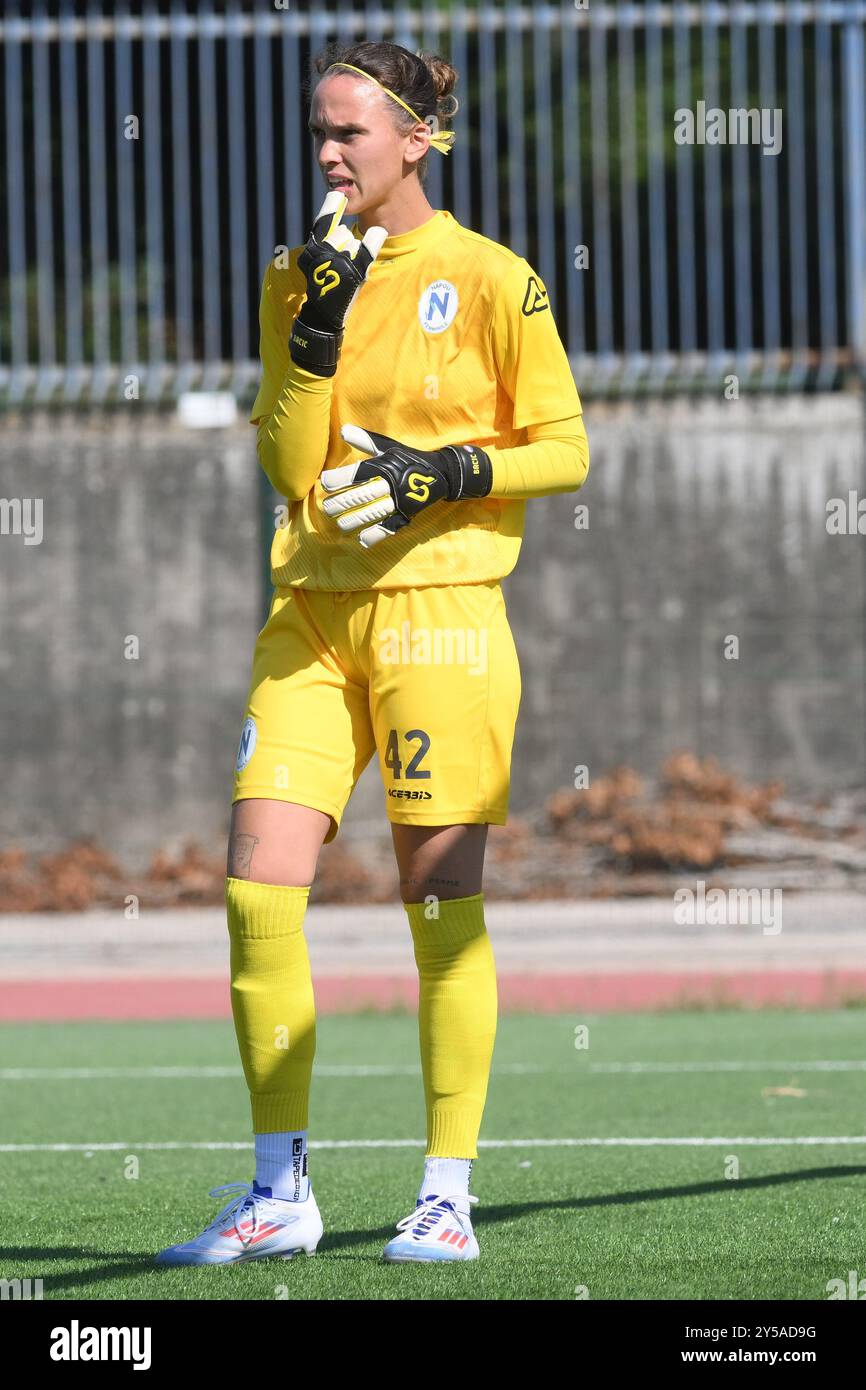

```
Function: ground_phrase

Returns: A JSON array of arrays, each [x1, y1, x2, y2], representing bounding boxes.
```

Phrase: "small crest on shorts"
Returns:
[[236, 716, 257, 772]]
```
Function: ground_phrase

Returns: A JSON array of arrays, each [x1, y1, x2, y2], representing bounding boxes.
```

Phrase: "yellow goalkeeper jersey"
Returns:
[[250, 208, 587, 590]]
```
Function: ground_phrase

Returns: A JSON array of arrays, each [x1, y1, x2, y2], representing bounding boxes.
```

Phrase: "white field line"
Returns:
[[1, 1060, 866, 1081], [580, 1060, 866, 1072], [1, 1137, 866, 1153]]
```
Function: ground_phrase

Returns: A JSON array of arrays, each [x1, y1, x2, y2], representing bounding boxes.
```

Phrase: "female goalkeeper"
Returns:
[[157, 39, 588, 1267]]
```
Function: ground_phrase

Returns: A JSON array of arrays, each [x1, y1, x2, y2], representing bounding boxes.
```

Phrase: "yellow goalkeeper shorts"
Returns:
[[232, 580, 522, 843]]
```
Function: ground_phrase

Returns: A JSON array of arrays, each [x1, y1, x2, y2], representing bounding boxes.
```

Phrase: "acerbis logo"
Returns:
[[388, 788, 433, 801], [236, 716, 257, 772], [419, 280, 458, 333], [522, 276, 549, 315]]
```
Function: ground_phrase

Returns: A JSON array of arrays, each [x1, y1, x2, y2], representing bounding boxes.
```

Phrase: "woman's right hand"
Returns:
[[289, 190, 387, 377]]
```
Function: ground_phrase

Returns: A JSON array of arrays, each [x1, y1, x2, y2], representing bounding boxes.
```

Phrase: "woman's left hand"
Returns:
[[319, 424, 493, 548]]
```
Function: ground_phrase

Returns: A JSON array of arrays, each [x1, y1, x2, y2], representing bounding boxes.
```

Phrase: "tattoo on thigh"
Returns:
[[400, 874, 461, 889], [229, 833, 260, 880]]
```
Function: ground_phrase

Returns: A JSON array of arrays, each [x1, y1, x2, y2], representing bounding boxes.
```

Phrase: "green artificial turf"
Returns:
[[0, 1011, 864, 1300]]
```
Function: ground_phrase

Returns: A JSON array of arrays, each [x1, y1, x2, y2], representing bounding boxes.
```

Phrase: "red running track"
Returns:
[[2, 970, 866, 1019]]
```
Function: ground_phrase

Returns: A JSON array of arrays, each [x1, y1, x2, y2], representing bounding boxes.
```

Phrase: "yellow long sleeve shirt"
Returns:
[[251, 209, 589, 589]]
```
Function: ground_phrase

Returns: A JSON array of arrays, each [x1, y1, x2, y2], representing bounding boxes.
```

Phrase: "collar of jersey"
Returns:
[[351, 208, 455, 264]]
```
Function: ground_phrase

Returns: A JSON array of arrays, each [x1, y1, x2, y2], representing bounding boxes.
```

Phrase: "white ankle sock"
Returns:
[[254, 1130, 310, 1201], [418, 1156, 473, 1203]]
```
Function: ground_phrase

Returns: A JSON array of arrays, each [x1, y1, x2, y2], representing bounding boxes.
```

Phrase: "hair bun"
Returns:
[[424, 54, 458, 101]]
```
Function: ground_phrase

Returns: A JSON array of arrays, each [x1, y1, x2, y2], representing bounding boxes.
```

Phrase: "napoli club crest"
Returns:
[[419, 280, 459, 334], [236, 716, 257, 772]]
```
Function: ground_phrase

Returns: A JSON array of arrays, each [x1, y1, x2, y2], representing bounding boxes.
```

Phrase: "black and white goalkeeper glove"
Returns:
[[319, 424, 493, 548], [289, 191, 387, 378]]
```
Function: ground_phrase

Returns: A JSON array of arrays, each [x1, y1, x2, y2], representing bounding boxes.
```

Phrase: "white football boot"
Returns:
[[156, 1180, 323, 1265], [382, 1192, 480, 1263]]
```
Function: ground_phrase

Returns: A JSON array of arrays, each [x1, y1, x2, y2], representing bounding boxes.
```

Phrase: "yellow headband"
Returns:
[[325, 61, 456, 155]]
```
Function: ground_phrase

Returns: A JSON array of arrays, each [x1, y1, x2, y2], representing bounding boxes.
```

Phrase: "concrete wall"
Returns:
[[512, 393, 865, 807], [1, 395, 863, 865]]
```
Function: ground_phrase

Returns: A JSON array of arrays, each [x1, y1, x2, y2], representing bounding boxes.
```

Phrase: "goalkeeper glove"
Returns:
[[319, 424, 493, 548], [289, 191, 387, 378]]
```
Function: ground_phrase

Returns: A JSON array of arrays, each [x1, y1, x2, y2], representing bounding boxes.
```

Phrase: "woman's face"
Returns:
[[308, 74, 423, 214]]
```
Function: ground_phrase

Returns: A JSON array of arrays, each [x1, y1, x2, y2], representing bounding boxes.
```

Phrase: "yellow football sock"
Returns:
[[225, 877, 316, 1134], [405, 892, 498, 1159]]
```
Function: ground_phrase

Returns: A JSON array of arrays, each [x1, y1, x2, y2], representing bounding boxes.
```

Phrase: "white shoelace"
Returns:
[[206, 1181, 269, 1247], [395, 1192, 479, 1240]]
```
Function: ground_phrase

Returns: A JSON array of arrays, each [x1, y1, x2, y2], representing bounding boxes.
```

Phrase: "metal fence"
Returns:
[[1, 0, 865, 404]]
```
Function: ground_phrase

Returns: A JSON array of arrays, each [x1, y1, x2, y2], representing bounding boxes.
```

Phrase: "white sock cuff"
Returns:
[[419, 1155, 473, 1201]]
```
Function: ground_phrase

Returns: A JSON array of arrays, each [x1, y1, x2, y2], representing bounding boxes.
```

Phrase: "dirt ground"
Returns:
[[3, 753, 864, 912]]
